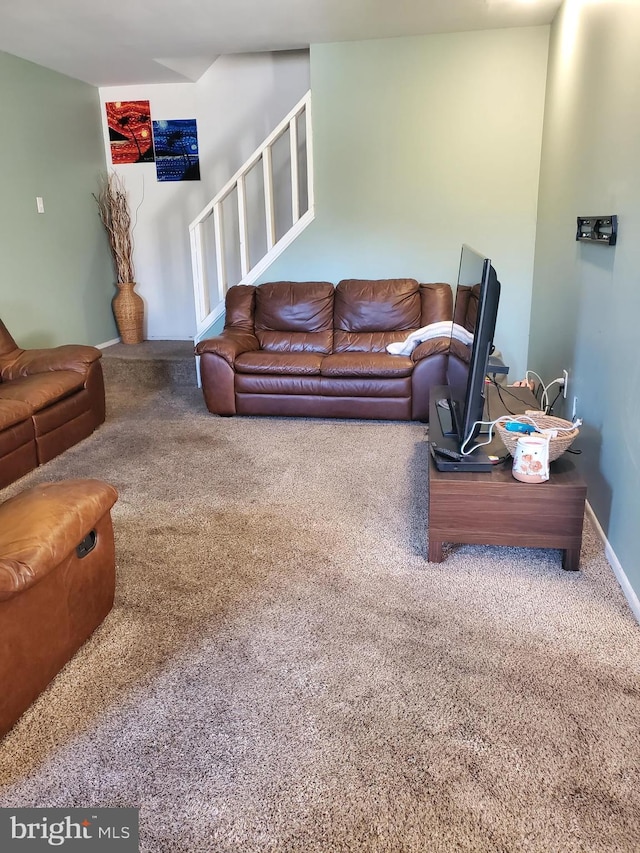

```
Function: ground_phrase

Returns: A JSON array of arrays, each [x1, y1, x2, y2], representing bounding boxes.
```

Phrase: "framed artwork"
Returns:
[[152, 119, 200, 182], [106, 100, 155, 164]]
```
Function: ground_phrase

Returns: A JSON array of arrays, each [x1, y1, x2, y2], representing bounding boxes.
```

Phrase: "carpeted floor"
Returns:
[[0, 375, 639, 852]]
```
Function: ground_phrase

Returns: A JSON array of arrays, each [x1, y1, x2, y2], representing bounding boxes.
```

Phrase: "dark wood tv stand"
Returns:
[[427, 385, 587, 570]]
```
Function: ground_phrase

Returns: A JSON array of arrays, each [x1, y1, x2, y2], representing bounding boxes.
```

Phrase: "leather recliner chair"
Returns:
[[0, 479, 118, 738], [0, 319, 106, 489]]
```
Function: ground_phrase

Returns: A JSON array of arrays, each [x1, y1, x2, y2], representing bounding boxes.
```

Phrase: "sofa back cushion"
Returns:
[[254, 281, 335, 353], [453, 283, 480, 333], [0, 320, 22, 384], [420, 282, 454, 326], [333, 279, 422, 353], [225, 285, 257, 331]]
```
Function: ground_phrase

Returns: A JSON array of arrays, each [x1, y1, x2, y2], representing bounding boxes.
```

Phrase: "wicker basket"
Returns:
[[496, 411, 579, 462]]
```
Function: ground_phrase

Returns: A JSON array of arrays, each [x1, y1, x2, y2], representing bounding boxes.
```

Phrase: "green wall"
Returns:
[[0, 51, 116, 348], [530, 1, 640, 604], [259, 28, 550, 379]]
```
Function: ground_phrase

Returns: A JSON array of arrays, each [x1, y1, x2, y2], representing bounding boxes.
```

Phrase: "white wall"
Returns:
[[99, 51, 310, 340]]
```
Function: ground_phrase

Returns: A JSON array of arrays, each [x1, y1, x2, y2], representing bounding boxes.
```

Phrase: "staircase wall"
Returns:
[[98, 51, 310, 341], [257, 30, 550, 381]]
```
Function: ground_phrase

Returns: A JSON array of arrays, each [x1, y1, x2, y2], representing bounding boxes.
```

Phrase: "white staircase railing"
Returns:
[[190, 91, 314, 341]]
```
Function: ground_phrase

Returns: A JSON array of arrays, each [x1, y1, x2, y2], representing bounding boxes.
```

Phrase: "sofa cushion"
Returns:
[[321, 352, 414, 378], [0, 399, 32, 431], [0, 371, 85, 413], [420, 283, 454, 326], [334, 279, 422, 353], [333, 330, 413, 354], [0, 320, 19, 358], [335, 278, 421, 330], [235, 352, 324, 376], [453, 284, 481, 332], [225, 285, 257, 331], [254, 281, 334, 353]]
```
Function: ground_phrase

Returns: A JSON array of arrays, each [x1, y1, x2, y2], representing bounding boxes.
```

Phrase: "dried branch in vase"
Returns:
[[94, 172, 136, 284]]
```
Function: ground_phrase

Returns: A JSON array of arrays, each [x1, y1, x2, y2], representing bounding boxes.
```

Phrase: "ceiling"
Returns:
[[0, 0, 562, 87]]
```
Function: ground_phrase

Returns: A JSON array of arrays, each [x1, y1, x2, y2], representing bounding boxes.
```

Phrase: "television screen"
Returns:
[[445, 245, 485, 410], [439, 244, 501, 469]]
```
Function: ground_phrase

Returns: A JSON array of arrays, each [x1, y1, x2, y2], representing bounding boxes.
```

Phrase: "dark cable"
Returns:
[[546, 389, 563, 415], [488, 377, 519, 415]]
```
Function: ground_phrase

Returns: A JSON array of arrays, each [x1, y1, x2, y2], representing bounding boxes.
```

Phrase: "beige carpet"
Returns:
[[0, 377, 638, 852]]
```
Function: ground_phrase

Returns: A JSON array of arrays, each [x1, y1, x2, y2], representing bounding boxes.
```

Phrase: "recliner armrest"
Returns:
[[0, 479, 118, 601], [0, 345, 102, 382], [195, 331, 260, 367]]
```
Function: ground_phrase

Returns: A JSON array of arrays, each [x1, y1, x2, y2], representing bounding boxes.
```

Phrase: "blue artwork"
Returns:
[[152, 119, 200, 182]]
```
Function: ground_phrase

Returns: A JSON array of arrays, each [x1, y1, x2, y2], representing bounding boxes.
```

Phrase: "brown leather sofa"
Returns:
[[0, 479, 118, 738], [0, 320, 106, 489], [196, 278, 454, 421]]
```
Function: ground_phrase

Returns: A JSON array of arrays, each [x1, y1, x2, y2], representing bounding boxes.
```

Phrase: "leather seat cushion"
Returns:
[[320, 352, 414, 378], [0, 399, 32, 430], [333, 329, 412, 353], [256, 330, 333, 354], [0, 371, 85, 413], [235, 352, 324, 375]]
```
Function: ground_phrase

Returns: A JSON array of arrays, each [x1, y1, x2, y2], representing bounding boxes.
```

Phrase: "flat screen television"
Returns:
[[436, 244, 501, 471]]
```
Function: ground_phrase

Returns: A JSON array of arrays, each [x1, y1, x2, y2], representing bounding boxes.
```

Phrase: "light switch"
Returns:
[[36, 197, 45, 213]]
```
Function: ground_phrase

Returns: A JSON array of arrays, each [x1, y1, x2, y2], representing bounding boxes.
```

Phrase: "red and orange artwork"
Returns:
[[106, 100, 154, 164]]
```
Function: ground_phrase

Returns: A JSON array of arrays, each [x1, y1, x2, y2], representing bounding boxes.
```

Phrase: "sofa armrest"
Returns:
[[0, 345, 102, 382], [195, 330, 260, 367], [411, 337, 450, 362], [412, 336, 471, 364]]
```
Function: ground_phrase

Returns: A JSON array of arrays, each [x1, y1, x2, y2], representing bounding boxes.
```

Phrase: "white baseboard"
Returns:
[[97, 337, 195, 347], [586, 500, 640, 624]]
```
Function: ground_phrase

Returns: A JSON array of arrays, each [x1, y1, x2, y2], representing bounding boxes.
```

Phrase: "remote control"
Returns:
[[431, 443, 464, 462]]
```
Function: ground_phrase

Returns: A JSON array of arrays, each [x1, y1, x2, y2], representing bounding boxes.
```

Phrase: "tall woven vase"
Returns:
[[113, 282, 144, 344]]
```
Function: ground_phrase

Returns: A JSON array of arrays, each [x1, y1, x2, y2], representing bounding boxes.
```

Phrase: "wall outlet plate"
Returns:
[[562, 369, 569, 398]]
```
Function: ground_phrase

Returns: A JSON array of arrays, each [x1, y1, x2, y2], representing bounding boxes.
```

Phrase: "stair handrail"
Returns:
[[190, 90, 314, 338]]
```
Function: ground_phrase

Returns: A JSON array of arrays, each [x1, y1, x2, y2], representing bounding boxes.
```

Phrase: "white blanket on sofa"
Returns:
[[386, 321, 474, 356]]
